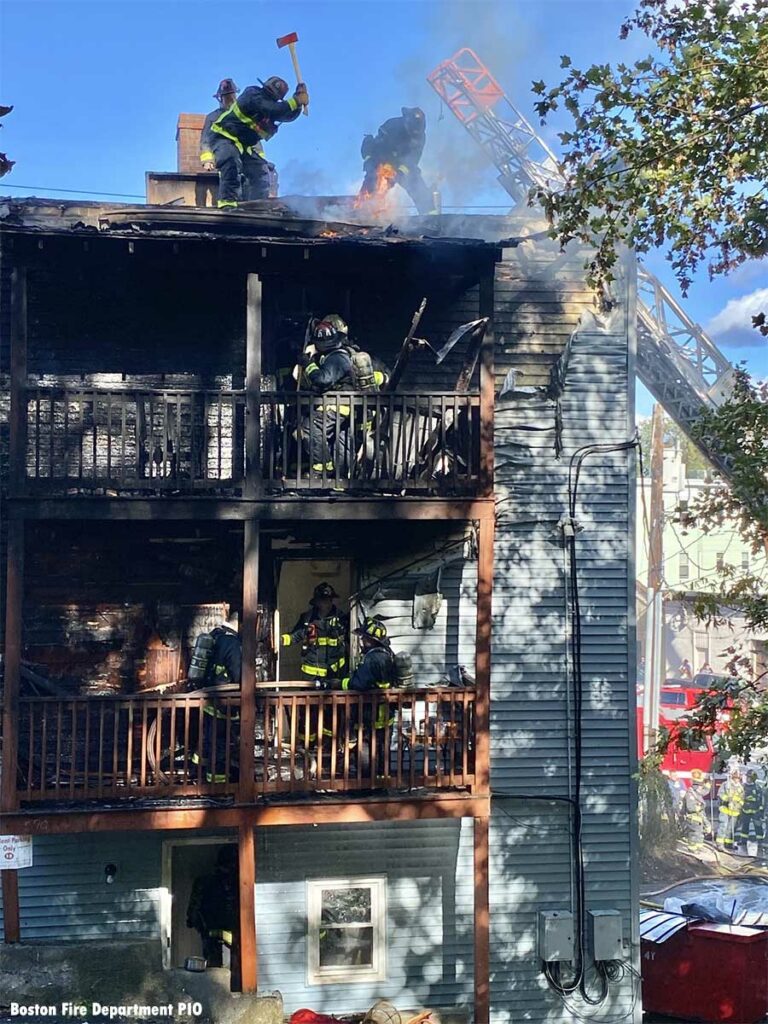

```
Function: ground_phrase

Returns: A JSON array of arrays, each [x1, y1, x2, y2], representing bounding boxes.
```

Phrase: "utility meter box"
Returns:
[[588, 909, 623, 962], [538, 910, 574, 963]]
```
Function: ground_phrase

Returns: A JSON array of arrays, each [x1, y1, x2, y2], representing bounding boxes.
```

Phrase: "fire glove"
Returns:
[[294, 84, 309, 107], [203, 161, 215, 172]]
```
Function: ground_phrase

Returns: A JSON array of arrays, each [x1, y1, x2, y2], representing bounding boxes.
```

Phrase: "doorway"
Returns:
[[161, 838, 236, 970], [276, 558, 352, 681]]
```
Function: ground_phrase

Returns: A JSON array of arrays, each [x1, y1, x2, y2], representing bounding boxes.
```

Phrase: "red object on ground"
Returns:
[[642, 923, 768, 1023], [290, 1011, 338, 1024]]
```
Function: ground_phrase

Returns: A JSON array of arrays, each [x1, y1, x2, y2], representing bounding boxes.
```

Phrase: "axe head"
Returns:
[[276, 32, 299, 47]]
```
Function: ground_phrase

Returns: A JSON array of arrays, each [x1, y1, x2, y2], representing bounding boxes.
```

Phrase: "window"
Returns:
[[679, 554, 690, 580], [716, 552, 725, 570], [307, 877, 387, 985], [742, 551, 750, 571]]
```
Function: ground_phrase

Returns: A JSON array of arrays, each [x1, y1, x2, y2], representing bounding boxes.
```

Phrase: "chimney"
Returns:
[[176, 114, 206, 173]]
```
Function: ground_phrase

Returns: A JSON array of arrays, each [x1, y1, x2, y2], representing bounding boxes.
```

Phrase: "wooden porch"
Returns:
[[15, 687, 476, 804]]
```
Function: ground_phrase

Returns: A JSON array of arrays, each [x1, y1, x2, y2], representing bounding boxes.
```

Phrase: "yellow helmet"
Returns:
[[691, 769, 705, 782]]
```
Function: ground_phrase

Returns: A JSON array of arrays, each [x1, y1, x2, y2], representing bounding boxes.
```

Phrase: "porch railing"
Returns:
[[16, 688, 476, 803], [22, 388, 485, 496]]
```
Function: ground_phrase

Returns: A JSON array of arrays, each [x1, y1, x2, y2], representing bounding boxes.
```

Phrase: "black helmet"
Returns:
[[312, 319, 344, 355], [262, 76, 289, 101], [402, 107, 426, 134], [354, 616, 389, 646], [313, 582, 339, 602], [215, 78, 238, 101]]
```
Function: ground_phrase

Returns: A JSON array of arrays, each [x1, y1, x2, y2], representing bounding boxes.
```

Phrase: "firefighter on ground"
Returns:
[[736, 769, 765, 854], [716, 765, 745, 850], [193, 608, 241, 782], [299, 315, 389, 479], [341, 617, 397, 775], [281, 582, 349, 687], [205, 77, 308, 208], [682, 768, 711, 853], [186, 845, 239, 975], [359, 107, 436, 215]]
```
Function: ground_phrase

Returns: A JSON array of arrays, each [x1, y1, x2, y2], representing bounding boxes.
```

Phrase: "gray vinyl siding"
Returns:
[[488, 245, 639, 1023], [3, 822, 474, 1014], [256, 820, 474, 1013]]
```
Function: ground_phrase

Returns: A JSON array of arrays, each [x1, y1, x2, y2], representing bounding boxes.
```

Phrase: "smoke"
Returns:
[[395, 0, 536, 211]]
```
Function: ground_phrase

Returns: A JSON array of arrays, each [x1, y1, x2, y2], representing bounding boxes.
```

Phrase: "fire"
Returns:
[[355, 162, 398, 214]]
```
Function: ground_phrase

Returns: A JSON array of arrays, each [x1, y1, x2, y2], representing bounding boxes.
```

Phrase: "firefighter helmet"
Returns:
[[323, 314, 349, 337], [355, 616, 389, 646], [402, 106, 426, 134], [313, 582, 339, 602], [262, 76, 289, 101], [691, 768, 705, 782], [215, 78, 238, 100], [312, 319, 344, 354]]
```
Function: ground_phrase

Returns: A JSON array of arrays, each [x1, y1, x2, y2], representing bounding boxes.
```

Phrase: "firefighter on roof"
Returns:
[[359, 107, 436, 215], [281, 582, 349, 686], [201, 79, 238, 170], [299, 315, 389, 479], [207, 76, 308, 208]]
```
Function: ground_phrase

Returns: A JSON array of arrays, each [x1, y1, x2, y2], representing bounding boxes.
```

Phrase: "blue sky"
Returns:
[[1, 0, 766, 412]]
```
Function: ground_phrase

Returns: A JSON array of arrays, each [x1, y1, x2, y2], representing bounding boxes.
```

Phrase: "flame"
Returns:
[[355, 162, 398, 214]]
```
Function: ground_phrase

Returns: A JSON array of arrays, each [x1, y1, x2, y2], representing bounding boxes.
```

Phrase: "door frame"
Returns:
[[160, 836, 236, 969]]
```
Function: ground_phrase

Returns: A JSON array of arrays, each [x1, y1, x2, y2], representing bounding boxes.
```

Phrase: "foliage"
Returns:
[[532, 0, 768, 292], [636, 750, 679, 854]]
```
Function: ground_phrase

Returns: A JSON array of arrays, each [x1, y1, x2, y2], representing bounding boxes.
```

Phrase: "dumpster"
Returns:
[[642, 922, 768, 1023]]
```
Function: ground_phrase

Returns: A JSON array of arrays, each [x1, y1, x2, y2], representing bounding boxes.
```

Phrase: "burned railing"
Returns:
[[16, 688, 476, 803], [21, 387, 485, 496], [261, 390, 482, 493], [23, 387, 245, 492]]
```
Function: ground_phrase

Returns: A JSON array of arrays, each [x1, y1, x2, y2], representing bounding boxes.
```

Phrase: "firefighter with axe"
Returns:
[[208, 43, 308, 208]]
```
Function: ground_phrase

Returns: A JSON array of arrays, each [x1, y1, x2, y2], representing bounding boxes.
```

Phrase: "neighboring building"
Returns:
[[637, 444, 768, 677], [0, 134, 639, 1023]]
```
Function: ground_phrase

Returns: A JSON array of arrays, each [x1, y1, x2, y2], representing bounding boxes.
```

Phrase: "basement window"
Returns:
[[307, 877, 387, 985]]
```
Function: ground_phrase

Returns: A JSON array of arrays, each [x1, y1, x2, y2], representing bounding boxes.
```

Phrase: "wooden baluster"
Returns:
[[155, 700, 164, 788], [68, 701, 77, 799], [140, 700, 148, 788], [83, 699, 91, 795], [374, 395, 382, 481], [329, 697, 338, 785], [54, 701, 63, 793], [120, 393, 127, 486], [34, 393, 41, 480], [395, 694, 404, 789], [224, 701, 232, 790], [168, 698, 177, 788], [48, 392, 55, 481], [289, 695, 297, 789], [97, 702, 105, 799], [126, 701, 135, 788], [40, 704, 48, 799], [182, 699, 191, 784], [111, 703, 119, 796], [342, 694, 351, 789], [25, 702, 33, 801]]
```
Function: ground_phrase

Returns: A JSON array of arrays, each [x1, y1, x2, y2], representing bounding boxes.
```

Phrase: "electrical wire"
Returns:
[[2, 183, 146, 199]]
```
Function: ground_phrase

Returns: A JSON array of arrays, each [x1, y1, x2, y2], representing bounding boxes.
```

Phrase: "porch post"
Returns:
[[474, 815, 490, 1024], [245, 273, 262, 499], [238, 821, 257, 992], [475, 514, 494, 796], [239, 521, 259, 803], [478, 267, 495, 498]]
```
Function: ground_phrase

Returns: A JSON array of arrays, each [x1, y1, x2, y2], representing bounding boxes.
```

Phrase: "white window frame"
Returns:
[[306, 876, 387, 985]]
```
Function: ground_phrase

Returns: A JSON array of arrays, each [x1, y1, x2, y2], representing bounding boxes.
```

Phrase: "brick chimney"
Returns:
[[176, 114, 206, 173]]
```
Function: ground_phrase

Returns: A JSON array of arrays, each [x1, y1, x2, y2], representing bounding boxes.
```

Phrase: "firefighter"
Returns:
[[300, 315, 388, 479], [207, 76, 308, 208], [682, 768, 711, 852], [186, 845, 239, 971], [200, 79, 238, 170], [342, 617, 397, 776], [667, 770, 687, 820], [359, 107, 436, 215], [281, 582, 349, 687], [197, 609, 241, 782], [716, 766, 745, 851], [736, 769, 765, 855]]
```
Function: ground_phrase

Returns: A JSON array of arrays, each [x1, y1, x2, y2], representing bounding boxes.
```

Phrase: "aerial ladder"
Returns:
[[427, 49, 736, 477]]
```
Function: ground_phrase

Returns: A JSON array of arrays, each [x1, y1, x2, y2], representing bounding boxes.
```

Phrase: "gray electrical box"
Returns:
[[588, 909, 623, 962], [538, 910, 575, 963]]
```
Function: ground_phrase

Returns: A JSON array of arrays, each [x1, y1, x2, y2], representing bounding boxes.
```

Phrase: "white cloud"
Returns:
[[706, 288, 768, 347]]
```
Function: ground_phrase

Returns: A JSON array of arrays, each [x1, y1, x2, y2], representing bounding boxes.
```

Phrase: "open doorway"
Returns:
[[276, 558, 352, 681], [161, 838, 236, 971]]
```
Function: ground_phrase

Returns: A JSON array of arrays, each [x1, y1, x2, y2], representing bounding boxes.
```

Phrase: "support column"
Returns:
[[474, 815, 490, 1024], [478, 269, 495, 498], [475, 515, 494, 795], [9, 266, 28, 494], [237, 822, 257, 993], [239, 521, 259, 803], [245, 274, 262, 499]]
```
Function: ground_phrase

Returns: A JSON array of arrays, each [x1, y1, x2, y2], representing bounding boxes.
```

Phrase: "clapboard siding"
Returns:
[[488, 243, 638, 1023]]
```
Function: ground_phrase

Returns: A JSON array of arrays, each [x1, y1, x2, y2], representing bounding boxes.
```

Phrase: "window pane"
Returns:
[[321, 887, 372, 924], [319, 926, 374, 967]]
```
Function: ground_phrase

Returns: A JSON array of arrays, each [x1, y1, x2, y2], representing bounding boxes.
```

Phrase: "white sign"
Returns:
[[0, 835, 33, 869]]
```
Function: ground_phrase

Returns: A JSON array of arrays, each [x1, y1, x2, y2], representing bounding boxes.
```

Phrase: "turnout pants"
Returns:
[[717, 809, 739, 848], [212, 137, 271, 206], [736, 811, 765, 845], [306, 408, 352, 474]]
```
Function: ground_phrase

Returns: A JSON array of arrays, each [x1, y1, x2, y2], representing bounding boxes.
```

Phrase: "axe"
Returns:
[[276, 31, 308, 116]]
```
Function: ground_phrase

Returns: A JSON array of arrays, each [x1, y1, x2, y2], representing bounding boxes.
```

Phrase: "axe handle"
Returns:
[[287, 42, 309, 116]]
